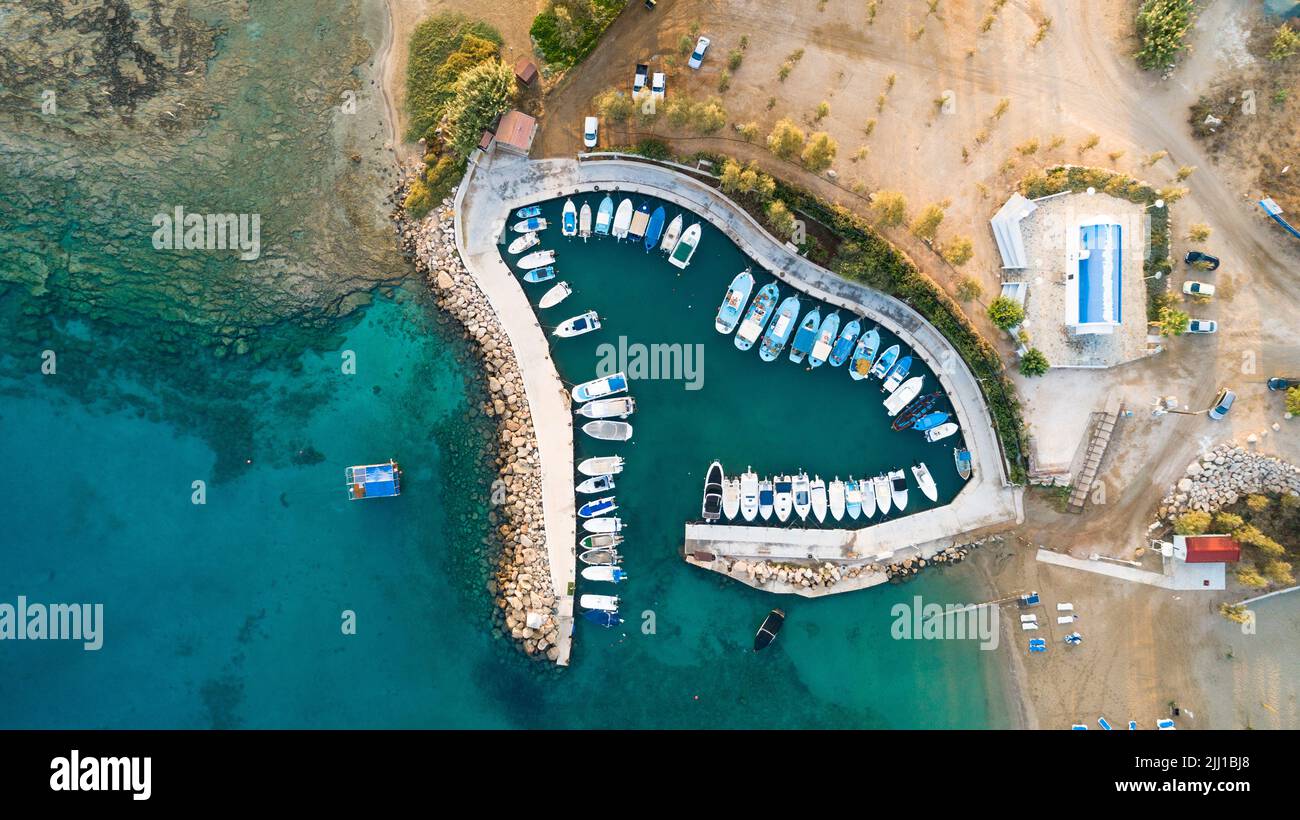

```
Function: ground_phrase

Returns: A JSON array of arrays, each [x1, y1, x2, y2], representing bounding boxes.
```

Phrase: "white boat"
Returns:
[[579, 496, 618, 518], [581, 565, 627, 583], [611, 198, 634, 239], [579, 594, 619, 612], [576, 397, 635, 419], [580, 533, 622, 551], [883, 376, 924, 417], [873, 474, 892, 516], [583, 420, 632, 441], [576, 474, 615, 494], [912, 462, 938, 502], [859, 477, 876, 519], [579, 546, 621, 565], [739, 469, 759, 522], [512, 217, 547, 233], [809, 476, 827, 523], [518, 249, 556, 269], [668, 223, 701, 269], [594, 195, 614, 235], [758, 477, 774, 521], [773, 475, 793, 522], [538, 281, 573, 309], [792, 472, 811, 521], [579, 202, 592, 240], [844, 478, 862, 520], [583, 516, 623, 534], [561, 199, 577, 237], [508, 232, 539, 254], [828, 478, 845, 521], [722, 478, 741, 521], [659, 214, 683, 252], [578, 455, 623, 476], [571, 371, 628, 402], [924, 422, 959, 442], [553, 310, 601, 338], [889, 468, 908, 511]]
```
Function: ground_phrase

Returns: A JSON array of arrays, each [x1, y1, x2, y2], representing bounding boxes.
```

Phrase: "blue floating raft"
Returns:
[[346, 460, 401, 500]]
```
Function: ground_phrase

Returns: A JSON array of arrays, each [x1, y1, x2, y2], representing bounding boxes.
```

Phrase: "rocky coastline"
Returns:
[[711, 538, 996, 592], [395, 183, 562, 663], [1157, 443, 1300, 519]]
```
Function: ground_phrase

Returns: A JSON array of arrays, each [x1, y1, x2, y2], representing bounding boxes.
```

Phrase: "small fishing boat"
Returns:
[[845, 477, 862, 520], [873, 474, 892, 516], [913, 411, 950, 432], [580, 594, 619, 612], [809, 476, 828, 523], [870, 343, 900, 379], [808, 312, 840, 368], [759, 296, 800, 362], [582, 420, 633, 441], [788, 307, 821, 364], [753, 608, 786, 652], [522, 266, 556, 284], [734, 282, 779, 351], [774, 475, 793, 522], [924, 422, 959, 442], [578, 496, 618, 518], [954, 447, 973, 480], [792, 472, 811, 521], [583, 609, 623, 628], [507, 231, 539, 254], [828, 478, 845, 521], [561, 199, 577, 237], [579, 547, 620, 565], [345, 460, 401, 500], [891, 392, 941, 431], [583, 516, 623, 534], [594, 195, 614, 235], [828, 318, 861, 368], [739, 469, 759, 522], [576, 474, 615, 494], [611, 198, 634, 239], [883, 376, 924, 417], [758, 477, 774, 521], [576, 397, 635, 419], [578, 455, 623, 476], [912, 462, 939, 502], [628, 201, 651, 240], [889, 468, 908, 511], [516, 205, 542, 219], [849, 327, 880, 381], [553, 310, 601, 338], [581, 565, 628, 584], [538, 281, 573, 309], [882, 355, 913, 393], [517, 249, 556, 269], [579, 202, 592, 240], [512, 217, 547, 233], [659, 213, 683, 252], [715, 268, 755, 334], [859, 477, 877, 519], [579, 533, 622, 551], [722, 478, 741, 521], [702, 460, 724, 522], [644, 206, 666, 251], [571, 371, 628, 402], [668, 223, 701, 269]]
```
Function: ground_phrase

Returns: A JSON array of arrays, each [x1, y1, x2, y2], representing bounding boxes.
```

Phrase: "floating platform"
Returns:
[[346, 460, 402, 500]]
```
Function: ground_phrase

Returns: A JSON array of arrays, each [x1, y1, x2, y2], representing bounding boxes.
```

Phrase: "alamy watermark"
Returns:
[[0, 596, 103, 651], [595, 335, 704, 390], [891, 595, 999, 650], [151, 205, 261, 260]]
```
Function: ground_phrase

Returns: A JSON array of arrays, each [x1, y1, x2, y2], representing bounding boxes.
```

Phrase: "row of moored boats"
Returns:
[[700, 461, 941, 525]]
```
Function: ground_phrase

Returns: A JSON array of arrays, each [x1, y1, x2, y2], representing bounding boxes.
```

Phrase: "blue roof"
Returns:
[[1077, 224, 1122, 325], [347, 462, 400, 499]]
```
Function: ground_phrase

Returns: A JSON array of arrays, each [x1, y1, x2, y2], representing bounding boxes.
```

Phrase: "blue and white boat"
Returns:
[[668, 223, 701, 269], [882, 354, 913, 393], [579, 496, 618, 518], [808, 312, 840, 368], [828, 318, 861, 368], [512, 217, 547, 233], [561, 199, 577, 237], [644, 206, 666, 251], [759, 296, 800, 362], [913, 411, 951, 432], [844, 477, 862, 520], [553, 310, 601, 338], [516, 205, 542, 219], [954, 446, 972, 479], [522, 266, 555, 283], [869, 343, 900, 379], [594, 195, 614, 235], [788, 308, 821, 364], [571, 371, 628, 402], [579, 594, 620, 612], [582, 609, 623, 627], [734, 282, 779, 351], [581, 565, 628, 583], [715, 268, 755, 334], [849, 327, 880, 380], [758, 478, 774, 520]]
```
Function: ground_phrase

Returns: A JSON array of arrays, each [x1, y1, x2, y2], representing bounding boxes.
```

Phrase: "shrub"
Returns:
[[719, 159, 775, 201], [596, 89, 634, 123], [530, 0, 622, 69], [736, 121, 759, 142], [1135, 0, 1195, 70], [1287, 386, 1300, 415], [677, 34, 694, 57], [870, 191, 908, 227], [403, 178, 436, 218], [910, 203, 945, 241], [1236, 565, 1269, 588], [728, 49, 744, 70], [941, 236, 974, 266], [632, 138, 671, 159], [405, 14, 503, 141], [1157, 305, 1189, 336], [1187, 223, 1211, 242], [955, 276, 984, 302], [689, 98, 728, 134], [1263, 560, 1295, 586], [443, 59, 516, 158], [1077, 133, 1101, 153], [1245, 494, 1271, 513], [814, 101, 830, 122], [767, 118, 806, 159], [987, 296, 1024, 329], [1212, 512, 1244, 532], [717, 70, 731, 93], [1268, 23, 1300, 61], [1235, 525, 1285, 558], [801, 132, 838, 171], [1019, 348, 1050, 376], [765, 200, 796, 239], [1173, 510, 1211, 535]]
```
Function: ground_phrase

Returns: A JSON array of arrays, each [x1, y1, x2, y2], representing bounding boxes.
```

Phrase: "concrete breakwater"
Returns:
[[396, 187, 562, 662], [1158, 443, 1300, 518]]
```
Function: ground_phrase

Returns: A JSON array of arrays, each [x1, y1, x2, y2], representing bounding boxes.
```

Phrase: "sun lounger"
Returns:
[[1071, 724, 1087, 730], [1021, 621, 1039, 631], [1057, 615, 1077, 625], [1128, 720, 1138, 730], [1029, 643, 1046, 653], [1098, 717, 1113, 730], [1057, 603, 1074, 612], [1156, 719, 1176, 730], [1020, 614, 1038, 623]]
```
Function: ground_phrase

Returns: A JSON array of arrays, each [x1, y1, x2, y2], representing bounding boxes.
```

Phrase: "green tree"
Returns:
[[941, 236, 975, 266], [910, 203, 946, 241], [955, 275, 983, 302], [1135, 0, 1195, 70], [1019, 348, 1050, 376], [766, 200, 796, 239], [595, 89, 633, 123], [1268, 24, 1299, 61], [1173, 510, 1211, 535], [444, 59, 516, 158], [801, 131, 838, 171], [1157, 305, 1190, 336], [871, 190, 907, 227], [767, 118, 806, 159], [987, 296, 1025, 329], [689, 98, 727, 134]]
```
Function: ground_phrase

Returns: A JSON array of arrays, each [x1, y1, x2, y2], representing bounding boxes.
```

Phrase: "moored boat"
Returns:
[[809, 476, 828, 523], [891, 392, 941, 431], [562, 199, 577, 237], [740, 469, 759, 522], [808, 312, 840, 368], [869, 343, 900, 379], [611, 198, 634, 239], [759, 296, 801, 362], [722, 478, 741, 520], [522, 266, 555, 283], [758, 477, 774, 521], [859, 477, 876, 519], [512, 217, 547, 233], [913, 411, 950, 432], [578, 455, 624, 476], [734, 282, 779, 351], [644, 206, 665, 251], [828, 478, 846, 521], [702, 460, 724, 522], [924, 422, 959, 442], [912, 461, 939, 502], [576, 397, 635, 419], [575, 474, 615, 494], [579, 202, 592, 240], [516, 205, 542, 219], [753, 608, 786, 652], [579, 547, 621, 565], [553, 310, 601, 338], [883, 376, 924, 417], [518, 249, 556, 269], [828, 318, 861, 368], [345, 460, 401, 501], [581, 565, 628, 584], [579, 533, 622, 550], [659, 213, 683, 252], [845, 477, 862, 520], [583, 609, 623, 628], [715, 268, 755, 334], [582, 517, 623, 534], [594, 195, 614, 235], [579, 594, 619, 612], [873, 474, 892, 516], [849, 327, 880, 381], [582, 420, 633, 441], [792, 472, 811, 521], [628, 201, 651, 240], [538, 281, 573, 309], [774, 475, 793, 522], [507, 231, 539, 254], [578, 496, 618, 518], [788, 307, 821, 364], [668, 223, 702, 269], [954, 447, 973, 480], [882, 354, 913, 393], [571, 371, 628, 402], [889, 468, 909, 511]]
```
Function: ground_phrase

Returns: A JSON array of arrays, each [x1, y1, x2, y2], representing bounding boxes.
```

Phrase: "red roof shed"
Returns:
[[1183, 535, 1241, 564]]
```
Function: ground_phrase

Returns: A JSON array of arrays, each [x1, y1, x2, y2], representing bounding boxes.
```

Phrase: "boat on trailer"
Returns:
[[788, 307, 821, 364], [576, 396, 635, 419], [870, 343, 900, 379], [759, 296, 801, 362], [611, 198, 634, 239], [912, 462, 939, 502], [849, 327, 880, 381], [553, 310, 601, 338], [734, 282, 779, 351], [582, 420, 633, 441], [873, 474, 892, 516], [659, 213, 683, 252], [579, 202, 593, 240], [702, 460, 724, 522], [575, 474, 615, 494], [345, 460, 401, 501], [578, 455, 624, 476], [594, 195, 614, 235], [571, 371, 628, 402], [668, 223, 702, 269], [644, 206, 666, 251], [954, 447, 973, 480], [808, 312, 840, 368], [507, 232, 539, 255], [889, 468, 909, 511], [538, 281, 573, 309], [753, 608, 786, 651], [517, 249, 556, 269], [715, 269, 755, 334], [924, 422, 959, 442], [561, 199, 577, 237]]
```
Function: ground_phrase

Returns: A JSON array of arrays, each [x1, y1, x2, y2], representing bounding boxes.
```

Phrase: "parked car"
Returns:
[[632, 63, 648, 95], [1183, 281, 1215, 297], [1208, 388, 1236, 420], [651, 71, 665, 100], [1187, 319, 1217, 334], [688, 36, 711, 69], [583, 116, 598, 149], [1267, 377, 1299, 391], [1184, 250, 1220, 270]]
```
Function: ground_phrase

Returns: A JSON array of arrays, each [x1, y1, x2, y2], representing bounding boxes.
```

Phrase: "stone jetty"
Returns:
[[1157, 443, 1300, 519]]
